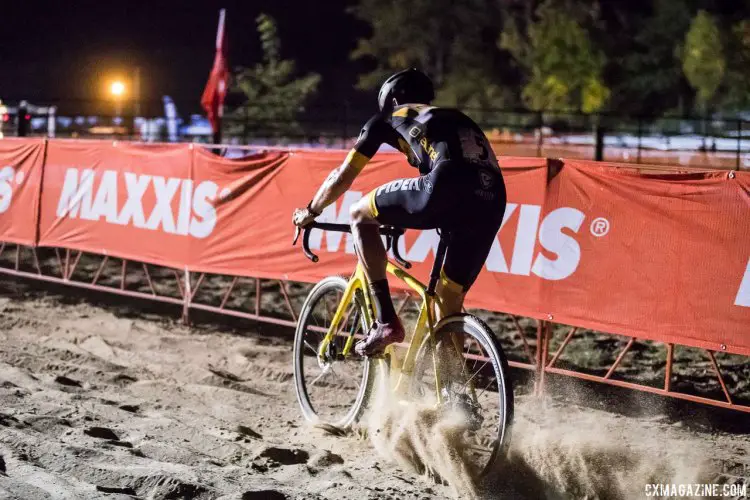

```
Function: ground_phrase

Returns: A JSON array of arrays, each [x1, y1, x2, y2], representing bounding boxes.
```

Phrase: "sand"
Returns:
[[0, 279, 748, 499]]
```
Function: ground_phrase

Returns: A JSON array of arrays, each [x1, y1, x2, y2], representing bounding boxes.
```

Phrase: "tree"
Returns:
[[614, 0, 693, 117], [682, 10, 725, 114], [230, 14, 321, 138], [499, 0, 609, 113], [721, 20, 750, 111], [349, 0, 513, 109]]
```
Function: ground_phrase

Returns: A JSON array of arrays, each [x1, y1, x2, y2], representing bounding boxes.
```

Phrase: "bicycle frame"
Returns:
[[315, 260, 449, 402]]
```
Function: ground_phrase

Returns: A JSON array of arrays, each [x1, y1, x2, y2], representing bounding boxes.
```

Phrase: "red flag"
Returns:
[[201, 9, 229, 138]]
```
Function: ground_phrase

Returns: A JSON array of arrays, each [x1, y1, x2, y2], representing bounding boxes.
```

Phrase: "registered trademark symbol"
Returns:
[[590, 217, 610, 237]]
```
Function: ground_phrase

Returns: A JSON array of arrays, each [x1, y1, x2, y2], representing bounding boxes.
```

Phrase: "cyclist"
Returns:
[[293, 68, 506, 356]]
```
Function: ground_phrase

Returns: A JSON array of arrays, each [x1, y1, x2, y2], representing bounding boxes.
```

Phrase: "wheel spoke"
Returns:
[[296, 281, 370, 428], [324, 295, 333, 325], [477, 376, 495, 400], [403, 321, 511, 476], [310, 367, 330, 387], [311, 305, 322, 328], [304, 340, 317, 356]]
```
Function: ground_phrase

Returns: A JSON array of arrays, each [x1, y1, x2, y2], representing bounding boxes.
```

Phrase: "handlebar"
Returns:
[[293, 222, 412, 269]]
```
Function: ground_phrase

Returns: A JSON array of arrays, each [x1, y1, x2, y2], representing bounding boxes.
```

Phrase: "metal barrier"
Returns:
[[1, 242, 747, 414]]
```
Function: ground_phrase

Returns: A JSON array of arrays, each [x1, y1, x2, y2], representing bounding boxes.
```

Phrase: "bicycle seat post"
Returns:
[[426, 231, 451, 297]]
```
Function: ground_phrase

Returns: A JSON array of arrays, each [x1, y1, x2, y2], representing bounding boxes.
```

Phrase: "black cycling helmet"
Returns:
[[377, 68, 435, 112]]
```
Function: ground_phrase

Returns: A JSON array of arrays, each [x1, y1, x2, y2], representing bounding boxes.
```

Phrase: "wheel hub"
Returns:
[[441, 389, 484, 432]]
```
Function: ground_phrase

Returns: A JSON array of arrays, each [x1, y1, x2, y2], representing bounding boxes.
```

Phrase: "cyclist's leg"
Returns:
[[350, 166, 449, 278], [350, 168, 449, 355], [349, 198, 386, 283], [437, 167, 507, 380]]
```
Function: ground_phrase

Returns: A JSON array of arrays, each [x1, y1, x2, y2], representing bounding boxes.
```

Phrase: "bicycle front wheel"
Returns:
[[293, 276, 372, 429], [410, 313, 514, 477]]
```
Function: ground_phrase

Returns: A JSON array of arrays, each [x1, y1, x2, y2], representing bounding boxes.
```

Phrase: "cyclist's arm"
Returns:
[[308, 115, 388, 213]]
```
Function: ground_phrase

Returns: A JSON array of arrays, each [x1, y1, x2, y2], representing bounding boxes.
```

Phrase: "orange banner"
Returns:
[[541, 160, 750, 353], [0, 138, 46, 245], [38, 140, 193, 267], [10, 138, 750, 355]]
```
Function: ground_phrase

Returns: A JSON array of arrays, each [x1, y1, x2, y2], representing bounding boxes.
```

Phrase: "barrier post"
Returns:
[[182, 268, 191, 325], [737, 119, 742, 170], [539, 321, 550, 395], [665, 343, 673, 392], [536, 112, 544, 157], [534, 320, 547, 396], [637, 117, 643, 164], [594, 122, 604, 161], [243, 107, 249, 143]]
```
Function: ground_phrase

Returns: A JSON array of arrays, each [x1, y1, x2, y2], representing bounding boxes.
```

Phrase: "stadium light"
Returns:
[[110, 81, 126, 97]]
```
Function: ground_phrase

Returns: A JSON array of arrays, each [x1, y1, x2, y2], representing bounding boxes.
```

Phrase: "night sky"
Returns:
[[0, 0, 371, 114]]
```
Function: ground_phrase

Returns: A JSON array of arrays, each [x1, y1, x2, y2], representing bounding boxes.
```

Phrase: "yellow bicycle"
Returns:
[[292, 222, 514, 475]]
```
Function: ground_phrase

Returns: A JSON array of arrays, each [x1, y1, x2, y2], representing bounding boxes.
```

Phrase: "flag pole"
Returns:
[[214, 8, 225, 146], [201, 8, 228, 153]]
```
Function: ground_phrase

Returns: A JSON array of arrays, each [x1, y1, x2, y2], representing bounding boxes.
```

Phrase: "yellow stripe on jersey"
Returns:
[[393, 105, 436, 118], [392, 107, 411, 118], [345, 149, 371, 173], [366, 189, 379, 218]]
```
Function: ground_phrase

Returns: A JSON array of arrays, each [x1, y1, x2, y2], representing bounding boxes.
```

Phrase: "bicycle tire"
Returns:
[[293, 275, 373, 428], [410, 313, 514, 477]]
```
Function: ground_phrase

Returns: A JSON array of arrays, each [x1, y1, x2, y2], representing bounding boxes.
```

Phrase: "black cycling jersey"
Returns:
[[349, 104, 507, 291], [353, 105, 500, 175]]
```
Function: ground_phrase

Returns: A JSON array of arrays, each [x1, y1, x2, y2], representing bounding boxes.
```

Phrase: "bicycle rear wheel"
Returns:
[[410, 313, 514, 477], [293, 276, 372, 428]]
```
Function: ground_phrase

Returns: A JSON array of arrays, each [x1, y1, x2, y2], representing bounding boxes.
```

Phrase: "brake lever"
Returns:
[[293, 226, 301, 246]]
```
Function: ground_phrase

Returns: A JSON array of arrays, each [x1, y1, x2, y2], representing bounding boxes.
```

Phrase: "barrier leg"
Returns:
[[665, 343, 673, 392], [255, 279, 261, 316], [278, 280, 297, 322], [31, 248, 41, 275], [539, 322, 550, 396], [120, 260, 127, 290], [64, 249, 70, 281], [511, 314, 535, 365], [546, 326, 577, 368], [706, 350, 733, 404], [142, 264, 157, 296], [182, 269, 191, 325], [604, 337, 634, 379], [92, 256, 109, 285], [219, 276, 238, 309], [67, 252, 82, 280], [535, 320, 547, 396]]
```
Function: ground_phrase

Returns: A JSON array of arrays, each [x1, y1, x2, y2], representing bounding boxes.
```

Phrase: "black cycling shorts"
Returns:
[[366, 161, 506, 290]]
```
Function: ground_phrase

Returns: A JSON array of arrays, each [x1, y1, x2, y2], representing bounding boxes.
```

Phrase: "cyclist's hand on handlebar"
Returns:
[[292, 206, 317, 228]]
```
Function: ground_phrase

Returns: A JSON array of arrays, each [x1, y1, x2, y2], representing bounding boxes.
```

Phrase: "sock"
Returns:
[[369, 279, 397, 324]]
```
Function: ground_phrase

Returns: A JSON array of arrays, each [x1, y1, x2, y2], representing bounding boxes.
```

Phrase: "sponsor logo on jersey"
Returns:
[[478, 170, 494, 189], [419, 137, 438, 161], [374, 178, 425, 196]]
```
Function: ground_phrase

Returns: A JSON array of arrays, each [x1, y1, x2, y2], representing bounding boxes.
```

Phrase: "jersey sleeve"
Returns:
[[343, 114, 395, 172]]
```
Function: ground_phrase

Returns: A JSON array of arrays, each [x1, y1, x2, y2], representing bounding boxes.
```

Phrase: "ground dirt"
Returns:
[[0, 279, 748, 500]]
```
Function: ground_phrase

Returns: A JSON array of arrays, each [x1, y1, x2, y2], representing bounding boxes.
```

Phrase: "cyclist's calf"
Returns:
[[349, 196, 387, 282]]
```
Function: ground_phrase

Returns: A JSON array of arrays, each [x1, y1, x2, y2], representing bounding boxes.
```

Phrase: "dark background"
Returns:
[[0, 0, 371, 113]]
